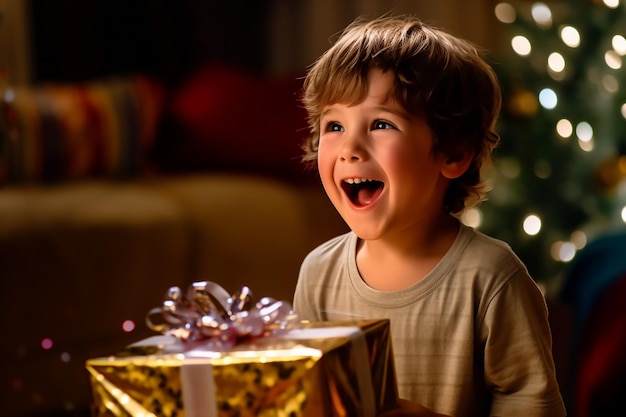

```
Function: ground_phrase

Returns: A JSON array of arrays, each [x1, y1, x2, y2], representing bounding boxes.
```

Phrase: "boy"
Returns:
[[293, 15, 566, 417]]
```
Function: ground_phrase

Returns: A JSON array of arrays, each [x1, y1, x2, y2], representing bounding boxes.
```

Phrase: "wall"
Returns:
[[0, 0, 502, 85], [0, 0, 32, 85], [268, 0, 502, 74]]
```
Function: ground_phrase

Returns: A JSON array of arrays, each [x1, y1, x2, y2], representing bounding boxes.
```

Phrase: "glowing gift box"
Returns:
[[86, 282, 398, 417]]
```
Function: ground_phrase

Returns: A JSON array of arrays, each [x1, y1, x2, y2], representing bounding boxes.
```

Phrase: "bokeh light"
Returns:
[[605, 50, 622, 69], [512, 35, 532, 55], [531, 3, 552, 28], [560, 26, 581, 48], [499, 157, 521, 179], [602, 74, 619, 93], [461, 207, 482, 228], [551, 241, 577, 262], [613, 35, 626, 55], [556, 119, 573, 138], [523, 214, 542, 235], [495, 2, 516, 23], [576, 122, 595, 151], [576, 121, 593, 141], [570, 230, 588, 249], [548, 52, 566, 72], [41, 338, 53, 350], [122, 320, 136, 333], [539, 88, 558, 109]]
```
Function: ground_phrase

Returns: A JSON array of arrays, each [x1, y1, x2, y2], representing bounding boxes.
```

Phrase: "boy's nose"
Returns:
[[339, 132, 367, 162]]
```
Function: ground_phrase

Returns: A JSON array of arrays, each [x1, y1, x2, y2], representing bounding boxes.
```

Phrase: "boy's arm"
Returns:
[[482, 270, 566, 417], [292, 259, 321, 322]]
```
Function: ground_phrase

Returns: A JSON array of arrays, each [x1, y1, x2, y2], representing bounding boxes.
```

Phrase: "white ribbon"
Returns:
[[181, 359, 218, 417]]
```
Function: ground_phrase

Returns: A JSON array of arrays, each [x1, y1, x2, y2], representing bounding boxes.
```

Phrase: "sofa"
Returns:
[[0, 63, 348, 417]]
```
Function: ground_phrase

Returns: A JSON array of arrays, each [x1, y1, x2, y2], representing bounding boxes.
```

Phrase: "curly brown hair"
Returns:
[[301, 15, 501, 214]]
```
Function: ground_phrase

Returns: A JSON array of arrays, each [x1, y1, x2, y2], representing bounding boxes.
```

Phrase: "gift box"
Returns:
[[86, 282, 398, 417]]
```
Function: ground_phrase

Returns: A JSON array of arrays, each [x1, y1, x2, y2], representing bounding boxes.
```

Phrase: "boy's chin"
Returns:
[[343, 222, 386, 241]]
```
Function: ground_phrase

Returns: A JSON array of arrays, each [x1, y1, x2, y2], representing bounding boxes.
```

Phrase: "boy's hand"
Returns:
[[380, 399, 451, 417]]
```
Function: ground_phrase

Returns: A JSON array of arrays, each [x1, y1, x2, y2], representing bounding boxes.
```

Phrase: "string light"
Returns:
[[602, 74, 619, 93], [512, 35, 532, 55], [551, 241, 577, 262], [560, 242, 577, 262], [461, 207, 482, 228], [488, 0, 625, 287], [531, 3, 553, 28], [523, 214, 542, 235], [603, 0, 620, 9], [576, 121, 594, 152], [575, 122, 593, 141], [605, 50, 622, 69], [613, 35, 626, 55], [560, 26, 581, 48], [494, 2, 516, 23], [556, 119, 573, 138], [570, 230, 588, 250], [547, 52, 566, 72], [538, 88, 558, 109], [122, 320, 136, 332], [41, 338, 53, 350], [578, 139, 594, 152]]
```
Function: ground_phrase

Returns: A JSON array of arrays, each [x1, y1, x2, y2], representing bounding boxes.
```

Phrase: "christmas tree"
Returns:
[[467, 0, 626, 291]]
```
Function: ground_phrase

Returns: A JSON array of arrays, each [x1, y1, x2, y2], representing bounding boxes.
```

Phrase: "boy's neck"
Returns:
[[355, 215, 460, 291]]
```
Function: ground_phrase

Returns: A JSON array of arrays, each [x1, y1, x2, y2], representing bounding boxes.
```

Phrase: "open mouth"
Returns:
[[341, 178, 384, 207]]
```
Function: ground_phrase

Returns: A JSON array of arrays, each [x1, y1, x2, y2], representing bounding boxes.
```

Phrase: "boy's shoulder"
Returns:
[[303, 231, 354, 264], [458, 224, 528, 275], [463, 224, 512, 251], [310, 231, 353, 251]]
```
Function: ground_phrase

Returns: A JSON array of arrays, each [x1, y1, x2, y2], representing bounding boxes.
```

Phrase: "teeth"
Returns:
[[344, 178, 371, 184]]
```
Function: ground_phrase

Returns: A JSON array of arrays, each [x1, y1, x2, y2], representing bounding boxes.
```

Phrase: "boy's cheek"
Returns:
[[316, 145, 335, 176]]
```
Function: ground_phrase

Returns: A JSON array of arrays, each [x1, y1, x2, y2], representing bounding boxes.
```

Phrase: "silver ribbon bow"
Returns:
[[146, 281, 298, 348]]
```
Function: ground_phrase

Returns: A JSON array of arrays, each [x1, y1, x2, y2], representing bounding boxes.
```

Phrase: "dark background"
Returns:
[[29, 0, 270, 85]]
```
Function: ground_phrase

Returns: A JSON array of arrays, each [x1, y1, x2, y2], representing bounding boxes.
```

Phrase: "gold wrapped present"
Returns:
[[87, 319, 397, 417], [86, 282, 397, 417]]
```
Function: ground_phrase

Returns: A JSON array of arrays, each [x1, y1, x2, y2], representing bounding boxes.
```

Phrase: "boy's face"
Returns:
[[317, 68, 456, 241]]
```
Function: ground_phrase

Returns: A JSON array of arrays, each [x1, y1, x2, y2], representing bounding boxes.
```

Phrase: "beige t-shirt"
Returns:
[[293, 224, 566, 417]]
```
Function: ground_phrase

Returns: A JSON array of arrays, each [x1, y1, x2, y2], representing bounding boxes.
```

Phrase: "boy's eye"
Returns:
[[373, 120, 395, 130], [324, 121, 344, 132]]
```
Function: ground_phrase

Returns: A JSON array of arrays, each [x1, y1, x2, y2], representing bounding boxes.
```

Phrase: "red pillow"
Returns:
[[169, 64, 313, 180]]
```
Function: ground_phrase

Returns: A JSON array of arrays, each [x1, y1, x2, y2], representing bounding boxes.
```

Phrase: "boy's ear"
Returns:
[[441, 150, 474, 179]]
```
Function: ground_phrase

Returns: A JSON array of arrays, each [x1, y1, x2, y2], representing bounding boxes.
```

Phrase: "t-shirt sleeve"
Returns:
[[481, 269, 566, 417]]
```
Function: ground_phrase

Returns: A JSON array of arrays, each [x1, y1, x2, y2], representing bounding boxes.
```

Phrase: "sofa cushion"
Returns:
[[0, 75, 164, 185]]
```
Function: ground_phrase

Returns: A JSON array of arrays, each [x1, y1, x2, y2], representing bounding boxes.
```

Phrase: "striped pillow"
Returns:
[[0, 75, 164, 185]]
